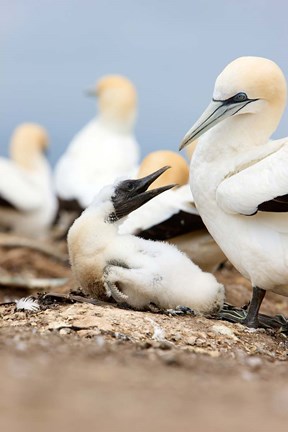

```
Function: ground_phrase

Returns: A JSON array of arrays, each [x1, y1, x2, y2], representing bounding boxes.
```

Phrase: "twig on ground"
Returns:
[[0, 233, 69, 264], [0, 276, 68, 290]]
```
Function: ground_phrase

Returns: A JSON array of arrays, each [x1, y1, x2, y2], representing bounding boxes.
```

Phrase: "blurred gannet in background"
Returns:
[[180, 56, 288, 327], [0, 123, 57, 237], [54, 75, 140, 210], [67, 167, 224, 314], [119, 150, 226, 272]]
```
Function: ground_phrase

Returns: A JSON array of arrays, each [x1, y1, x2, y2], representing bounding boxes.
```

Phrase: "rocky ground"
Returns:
[[0, 241, 288, 432]]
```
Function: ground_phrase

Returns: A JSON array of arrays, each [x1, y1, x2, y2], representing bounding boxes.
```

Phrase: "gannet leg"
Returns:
[[243, 286, 266, 328]]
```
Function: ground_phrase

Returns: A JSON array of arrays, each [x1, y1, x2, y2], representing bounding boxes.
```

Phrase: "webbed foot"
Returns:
[[103, 280, 128, 303]]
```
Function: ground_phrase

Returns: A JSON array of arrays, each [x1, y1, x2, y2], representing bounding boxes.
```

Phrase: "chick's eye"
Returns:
[[126, 181, 134, 191], [233, 92, 248, 103]]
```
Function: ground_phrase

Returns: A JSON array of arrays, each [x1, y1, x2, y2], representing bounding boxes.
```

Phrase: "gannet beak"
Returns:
[[179, 99, 254, 150], [85, 88, 97, 97], [112, 166, 177, 220]]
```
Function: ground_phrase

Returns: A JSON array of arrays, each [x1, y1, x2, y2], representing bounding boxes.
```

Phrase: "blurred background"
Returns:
[[1, 0, 288, 165]]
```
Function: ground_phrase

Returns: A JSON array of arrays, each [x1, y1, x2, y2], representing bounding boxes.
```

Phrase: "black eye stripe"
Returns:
[[232, 92, 248, 102], [213, 92, 252, 105]]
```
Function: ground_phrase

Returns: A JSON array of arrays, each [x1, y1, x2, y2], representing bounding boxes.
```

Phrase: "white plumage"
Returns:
[[54, 75, 140, 208], [67, 169, 224, 315], [119, 184, 194, 234], [0, 123, 57, 237], [102, 234, 224, 314], [180, 56, 288, 326], [15, 297, 40, 312], [119, 150, 226, 272]]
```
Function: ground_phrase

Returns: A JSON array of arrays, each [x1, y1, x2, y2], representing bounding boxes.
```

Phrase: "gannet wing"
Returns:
[[119, 185, 205, 239], [216, 142, 288, 215], [258, 194, 288, 212], [0, 160, 43, 212], [137, 210, 205, 240]]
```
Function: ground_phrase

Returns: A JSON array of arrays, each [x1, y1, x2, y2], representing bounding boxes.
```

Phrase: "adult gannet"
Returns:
[[180, 56, 288, 327], [54, 74, 140, 209], [119, 150, 226, 272], [67, 167, 224, 314], [0, 123, 57, 237]]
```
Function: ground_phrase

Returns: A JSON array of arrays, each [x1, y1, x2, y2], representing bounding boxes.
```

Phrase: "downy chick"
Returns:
[[67, 167, 224, 314]]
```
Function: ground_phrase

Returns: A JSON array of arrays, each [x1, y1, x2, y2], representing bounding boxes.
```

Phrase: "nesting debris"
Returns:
[[211, 323, 237, 339], [148, 318, 166, 341], [15, 296, 40, 312], [0, 233, 68, 264], [0, 276, 68, 290]]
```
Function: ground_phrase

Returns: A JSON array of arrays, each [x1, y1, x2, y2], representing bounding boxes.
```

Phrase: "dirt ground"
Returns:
[[0, 242, 288, 432]]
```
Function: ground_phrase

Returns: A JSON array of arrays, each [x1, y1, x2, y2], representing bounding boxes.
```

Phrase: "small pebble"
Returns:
[[59, 328, 71, 335], [211, 324, 237, 339], [246, 356, 263, 370], [95, 335, 105, 348]]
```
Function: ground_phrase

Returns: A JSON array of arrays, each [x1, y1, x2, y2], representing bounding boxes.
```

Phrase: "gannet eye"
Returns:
[[233, 92, 248, 103], [126, 181, 134, 191]]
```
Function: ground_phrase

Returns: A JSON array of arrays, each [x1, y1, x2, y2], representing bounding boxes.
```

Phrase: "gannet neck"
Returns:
[[68, 207, 118, 260], [97, 111, 136, 134], [10, 123, 49, 170], [95, 75, 137, 134], [195, 109, 277, 164]]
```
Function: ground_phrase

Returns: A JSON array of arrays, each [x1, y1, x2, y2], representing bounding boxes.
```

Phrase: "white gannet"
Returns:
[[180, 56, 288, 327], [54, 74, 140, 210], [0, 123, 57, 237], [67, 167, 224, 314], [119, 150, 226, 272]]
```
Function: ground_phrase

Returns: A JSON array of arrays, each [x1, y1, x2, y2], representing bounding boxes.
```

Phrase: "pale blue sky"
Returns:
[[1, 0, 288, 165]]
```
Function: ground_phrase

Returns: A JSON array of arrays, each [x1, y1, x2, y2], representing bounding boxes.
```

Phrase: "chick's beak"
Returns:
[[113, 166, 177, 220]]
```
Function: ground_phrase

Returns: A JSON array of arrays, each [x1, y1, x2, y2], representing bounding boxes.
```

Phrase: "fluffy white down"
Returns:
[[68, 191, 225, 315], [104, 236, 224, 313]]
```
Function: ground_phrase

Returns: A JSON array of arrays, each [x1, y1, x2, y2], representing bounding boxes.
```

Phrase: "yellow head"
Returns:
[[180, 57, 287, 150], [10, 123, 49, 169], [90, 75, 137, 128], [138, 150, 189, 189], [214, 57, 286, 108]]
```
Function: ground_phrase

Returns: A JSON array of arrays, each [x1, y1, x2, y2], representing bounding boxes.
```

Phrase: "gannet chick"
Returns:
[[119, 150, 226, 272], [54, 74, 140, 210], [0, 123, 57, 237], [67, 167, 224, 314], [180, 56, 288, 327]]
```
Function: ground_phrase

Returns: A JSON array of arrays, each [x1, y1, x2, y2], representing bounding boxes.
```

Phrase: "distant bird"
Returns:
[[0, 123, 57, 237], [119, 150, 226, 272], [67, 167, 224, 314], [54, 74, 140, 210], [180, 56, 288, 327]]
